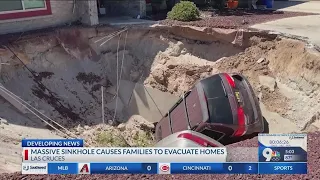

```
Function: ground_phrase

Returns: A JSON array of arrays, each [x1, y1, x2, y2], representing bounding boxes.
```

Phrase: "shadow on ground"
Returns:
[[212, 9, 286, 16], [272, 0, 307, 9]]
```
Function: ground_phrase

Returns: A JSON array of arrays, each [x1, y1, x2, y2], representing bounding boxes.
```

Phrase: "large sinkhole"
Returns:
[[0, 26, 320, 135]]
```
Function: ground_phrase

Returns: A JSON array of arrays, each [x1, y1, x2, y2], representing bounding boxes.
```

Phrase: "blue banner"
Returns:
[[170, 163, 258, 174], [48, 163, 78, 174], [171, 163, 222, 174], [22, 139, 84, 147], [90, 163, 158, 174], [223, 163, 258, 174], [88, 163, 258, 174], [258, 162, 307, 174], [44, 162, 307, 174]]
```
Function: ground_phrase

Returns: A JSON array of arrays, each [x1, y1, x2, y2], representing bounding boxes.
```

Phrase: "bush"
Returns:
[[167, 1, 200, 21], [95, 130, 129, 147]]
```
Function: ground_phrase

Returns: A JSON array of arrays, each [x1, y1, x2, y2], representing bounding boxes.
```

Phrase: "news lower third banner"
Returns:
[[22, 147, 227, 163], [21, 162, 307, 174], [21, 138, 307, 174]]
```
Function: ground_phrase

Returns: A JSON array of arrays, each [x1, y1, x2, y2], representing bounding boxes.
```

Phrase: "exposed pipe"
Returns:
[[112, 32, 122, 123], [101, 86, 104, 124], [73, 0, 76, 14], [98, 28, 128, 47]]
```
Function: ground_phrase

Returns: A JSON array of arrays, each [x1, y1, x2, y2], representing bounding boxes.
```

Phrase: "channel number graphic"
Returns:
[[263, 148, 281, 161]]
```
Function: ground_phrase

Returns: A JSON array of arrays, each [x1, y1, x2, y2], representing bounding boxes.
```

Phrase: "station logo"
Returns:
[[263, 148, 281, 162]]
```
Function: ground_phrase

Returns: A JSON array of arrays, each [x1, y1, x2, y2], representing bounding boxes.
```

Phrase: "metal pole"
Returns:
[[101, 86, 105, 124]]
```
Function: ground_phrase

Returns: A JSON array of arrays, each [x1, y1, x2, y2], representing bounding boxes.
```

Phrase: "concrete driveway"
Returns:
[[251, 1, 320, 47], [251, 15, 320, 47], [273, 1, 320, 14]]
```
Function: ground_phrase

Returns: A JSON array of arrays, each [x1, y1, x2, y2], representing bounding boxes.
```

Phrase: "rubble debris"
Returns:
[[0, 118, 9, 125], [257, 57, 266, 64], [259, 75, 277, 92]]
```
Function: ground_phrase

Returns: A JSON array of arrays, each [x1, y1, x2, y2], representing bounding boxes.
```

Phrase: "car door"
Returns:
[[170, 96, 190, 133], [155, 115, 172, 141], [186, 86, 205, 129]]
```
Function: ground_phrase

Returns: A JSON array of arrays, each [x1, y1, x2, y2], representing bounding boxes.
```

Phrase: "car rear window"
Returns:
[[201, 75, 234, 124], [206, 98, 234, 124], [201, 75, 226, 98]]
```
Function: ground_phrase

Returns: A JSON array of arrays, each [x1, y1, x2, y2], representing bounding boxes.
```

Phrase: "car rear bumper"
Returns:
[[155, 130, 225, 147]]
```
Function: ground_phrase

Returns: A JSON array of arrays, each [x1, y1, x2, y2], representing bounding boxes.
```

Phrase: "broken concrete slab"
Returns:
[[106, 80, 136, 106], [0, 85, 29, 114], [106, 86, 117, 95], [127, 83, 179, 123], [0, 118, 9, 125], [118, 80, 136, 106], [106, 97, 125, 113], [105, 80, 179, 123], [259, 75, 277, 92]]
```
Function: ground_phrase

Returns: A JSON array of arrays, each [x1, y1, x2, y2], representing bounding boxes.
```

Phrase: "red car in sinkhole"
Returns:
[[155, 73, 265, 145]]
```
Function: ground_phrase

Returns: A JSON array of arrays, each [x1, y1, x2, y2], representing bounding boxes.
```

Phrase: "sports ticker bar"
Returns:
[[21, 162, 307, 174]]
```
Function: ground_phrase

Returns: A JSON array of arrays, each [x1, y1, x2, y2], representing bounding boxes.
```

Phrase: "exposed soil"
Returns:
[[160, 10, 316, 29], [0, 26, 319, 176]]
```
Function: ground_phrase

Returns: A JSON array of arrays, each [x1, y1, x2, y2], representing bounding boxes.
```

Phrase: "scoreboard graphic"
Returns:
[[258, 134, 308, 174]]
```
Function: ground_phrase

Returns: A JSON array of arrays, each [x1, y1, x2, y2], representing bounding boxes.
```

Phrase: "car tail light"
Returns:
[[177, 133, 219, 147], [224, 73, 235, 88], [234, 107, 246, 136]]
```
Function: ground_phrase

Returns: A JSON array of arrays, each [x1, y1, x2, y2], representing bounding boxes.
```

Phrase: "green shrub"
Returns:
[[132, 131, 154, 147], [167, 1, 200, 22], [95, 130, 129, 147]]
